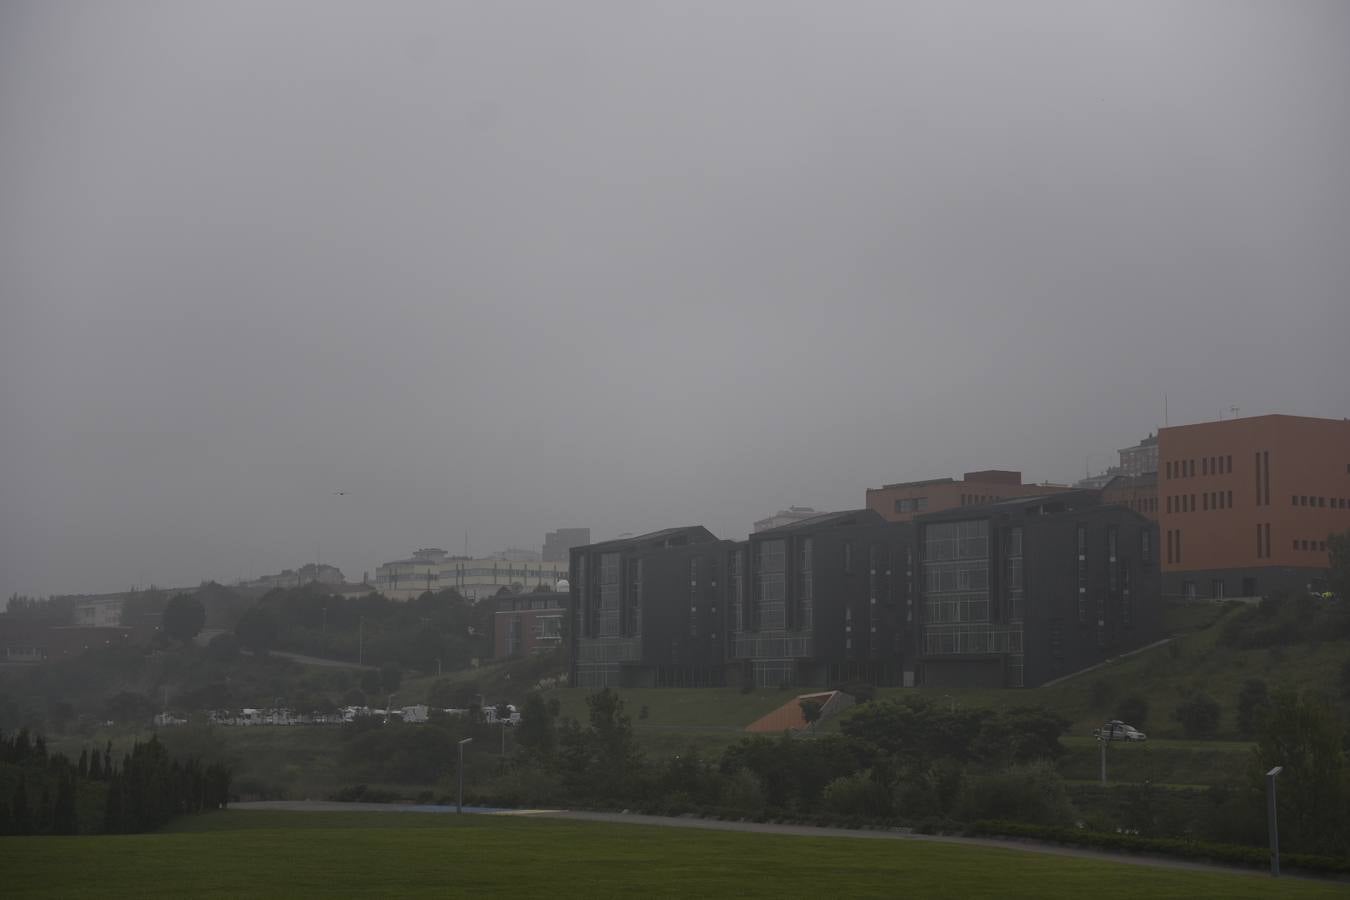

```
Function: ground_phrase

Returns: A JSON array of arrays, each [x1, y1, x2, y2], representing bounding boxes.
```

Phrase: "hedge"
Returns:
[[966, 820, 1350, 875]]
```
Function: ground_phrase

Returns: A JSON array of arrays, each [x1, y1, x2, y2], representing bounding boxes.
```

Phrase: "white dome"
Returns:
[[554, 579, 570, 592]]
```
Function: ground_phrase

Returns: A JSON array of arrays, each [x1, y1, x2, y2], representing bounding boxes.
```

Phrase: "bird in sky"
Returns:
[[333, 491, 349, 496]]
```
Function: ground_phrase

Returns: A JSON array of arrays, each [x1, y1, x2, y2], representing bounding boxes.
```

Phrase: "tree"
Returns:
[[1328, 529, 1350, 600], [162, 595, 206, 643], [360, 669, 382, 695], [1251, 689, 1350, 855], [1173, 693, 1221, 739], [1117, 695, 1149, 729], [799, 698, 823, 732], [379, 664, 402, 694], [234, 607, 278, 656], [516, 693, 557, 756], [1235, 678, 1270, 738], [207, 632, 240, 661]]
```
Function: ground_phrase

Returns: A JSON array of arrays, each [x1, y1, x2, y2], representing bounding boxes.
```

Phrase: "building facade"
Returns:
[[375, 547, 567, 601], [570, 527, 733, 688], [866, 470, 1071, 523], [1157, 414, 1350, 599], [543, 528, 591, 563], [916, 492, 1161, 688], [729, 510, 916, 688], [1101, 472, 1159, 520], [1118, 433, 1159, 478], [493, 592, 567, 659]]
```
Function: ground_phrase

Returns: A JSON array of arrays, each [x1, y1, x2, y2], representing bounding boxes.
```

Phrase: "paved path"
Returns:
[[266, 650, 375, 670], [232, 801, 1320, 883]]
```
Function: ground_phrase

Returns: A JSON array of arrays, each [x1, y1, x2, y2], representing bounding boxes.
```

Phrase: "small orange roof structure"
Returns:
[[745, 690, 855, 733]]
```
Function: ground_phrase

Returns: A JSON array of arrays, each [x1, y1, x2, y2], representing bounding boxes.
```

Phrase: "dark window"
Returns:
[[1176, 529, 1182, 565], [1320, 541, 1327, 552], [1318, 497, 1326, 508], [1203, 493, 1209, 511], [1292, 495, 1298, 506], [1190, 494, 1196, 511], [1264, 523, 1271, 559], [1255, 452, 1262, 504], [1202, 458, 1209, 476], [1293, 540, 1298, 551], [1227, 455, 1233, 472], [1263, 451, 1270, 506], [1300, 496, 1307, 506]]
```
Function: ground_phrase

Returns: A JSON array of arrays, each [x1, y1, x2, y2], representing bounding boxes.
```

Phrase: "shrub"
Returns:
[[1173, 693, 1221, 739], [955, 762, 1075, 827], [1116, 695, 1148, 728], [821, 770, 892, 819], [1234, 678, 1270, 738], [718, 769, 765, 813]]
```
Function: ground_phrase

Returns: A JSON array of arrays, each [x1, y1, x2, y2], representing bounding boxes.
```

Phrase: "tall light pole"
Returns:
[[1266, 766, 1283, 877], [457, 738, 473, 814]]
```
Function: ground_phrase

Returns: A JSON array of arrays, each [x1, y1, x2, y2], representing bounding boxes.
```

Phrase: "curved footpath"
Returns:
[[234, 801, 1334, 884]]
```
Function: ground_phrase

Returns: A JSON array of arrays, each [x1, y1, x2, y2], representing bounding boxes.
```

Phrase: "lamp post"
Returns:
[[457, 738, 473, 814], [1266, 766, 1283, 877]]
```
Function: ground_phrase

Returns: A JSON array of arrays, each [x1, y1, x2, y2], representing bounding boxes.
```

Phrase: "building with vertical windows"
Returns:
[[569, 527, 734, 688], [1158, 414, 1350, 599], [728, 510, 916, 688], [866, 470, 1072, 523], [1101, 472, 1159, 520], [493, 592, 567, 659], [915, 492, 1160, 688], [1118, 433, 1159, 478]]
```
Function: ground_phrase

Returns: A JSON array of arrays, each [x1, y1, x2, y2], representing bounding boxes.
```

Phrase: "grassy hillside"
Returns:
[[3, 810, 1341, 898]]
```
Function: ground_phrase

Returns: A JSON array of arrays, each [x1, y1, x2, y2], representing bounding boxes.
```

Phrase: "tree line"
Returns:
[[0, 729, 231, 835]]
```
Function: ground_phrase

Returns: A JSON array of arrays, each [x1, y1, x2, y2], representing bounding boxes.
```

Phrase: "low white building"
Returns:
[[374, 548, 568, 602]]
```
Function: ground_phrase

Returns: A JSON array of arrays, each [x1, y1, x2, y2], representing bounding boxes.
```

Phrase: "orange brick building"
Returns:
[[1157, 414, 1350, 598], [866, 470, 1071, 523]]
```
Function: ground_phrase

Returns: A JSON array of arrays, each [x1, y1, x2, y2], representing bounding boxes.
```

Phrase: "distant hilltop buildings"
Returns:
[[373, 548, 568, 602]]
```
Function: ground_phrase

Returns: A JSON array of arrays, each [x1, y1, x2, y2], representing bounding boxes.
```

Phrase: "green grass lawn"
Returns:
[[1, 810, 1338, 899]]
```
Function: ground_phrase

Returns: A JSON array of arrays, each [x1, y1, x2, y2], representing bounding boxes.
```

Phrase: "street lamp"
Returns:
[[1266, 766, 1283, 877], [457, 738, 473, 814]]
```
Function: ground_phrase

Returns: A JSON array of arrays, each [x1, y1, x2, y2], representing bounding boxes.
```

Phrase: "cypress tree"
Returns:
[[12, 779, 31, 835], [53, 775, 77, 835]]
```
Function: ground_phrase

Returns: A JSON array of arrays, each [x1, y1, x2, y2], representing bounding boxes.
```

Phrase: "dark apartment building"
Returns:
[[728, 510, 916, 688], [493, 592, 567, 659], [1158, 414, 1350, 599], [915, 491, 1161, 688], [543, 527, 591, 563], [569, 527, 734, 688]]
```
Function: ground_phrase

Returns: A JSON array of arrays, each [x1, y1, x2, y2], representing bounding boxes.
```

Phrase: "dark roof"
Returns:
[[874, 477, 956, 491], [917, 490, 1103, 523], [753, 508, 886, 535], [576, 526, 720, 553]]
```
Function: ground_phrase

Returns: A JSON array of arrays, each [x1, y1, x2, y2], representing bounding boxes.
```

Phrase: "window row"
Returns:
[[960, 493, 1004, 506], [1295, 539, 1329, 553], [1292, 495, 1349, 509], [894, 497, 929, 513], [1167, 491, 1233, 513], [1166, 454, 1232, 479]]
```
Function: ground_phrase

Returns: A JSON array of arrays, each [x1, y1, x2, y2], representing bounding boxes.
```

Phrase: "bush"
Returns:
[[1234, 678, 1269, 738], [1172, 693, 1221, 739], [718, 769, 765, 813], [956, 762, 1075, 827], [1089, 678, 1117, 711], [821, 770, 892, 819], [1116, 695, 1148, 728]]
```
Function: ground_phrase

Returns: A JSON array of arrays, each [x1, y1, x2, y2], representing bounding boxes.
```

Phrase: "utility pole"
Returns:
[[1267, 766, 1283, 877], [457, 738, 473, 814]]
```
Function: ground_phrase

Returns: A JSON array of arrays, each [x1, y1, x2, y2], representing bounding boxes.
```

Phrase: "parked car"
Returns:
[[1096, 720, 1147, 742]]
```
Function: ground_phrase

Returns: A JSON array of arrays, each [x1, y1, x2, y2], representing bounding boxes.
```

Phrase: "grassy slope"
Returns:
[[3, 810, 1339, 899]]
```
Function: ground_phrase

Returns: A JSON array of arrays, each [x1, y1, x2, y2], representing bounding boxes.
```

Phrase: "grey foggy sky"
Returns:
[[2, 1, 1348, 597]]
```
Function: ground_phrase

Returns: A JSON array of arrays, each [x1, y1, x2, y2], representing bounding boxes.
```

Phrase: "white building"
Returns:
[[374, 548, 568, 602]]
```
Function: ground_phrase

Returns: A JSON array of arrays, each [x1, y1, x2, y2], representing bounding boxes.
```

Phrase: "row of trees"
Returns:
[[0, 729, 230, 835], [475, 686, 1348, 857]]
